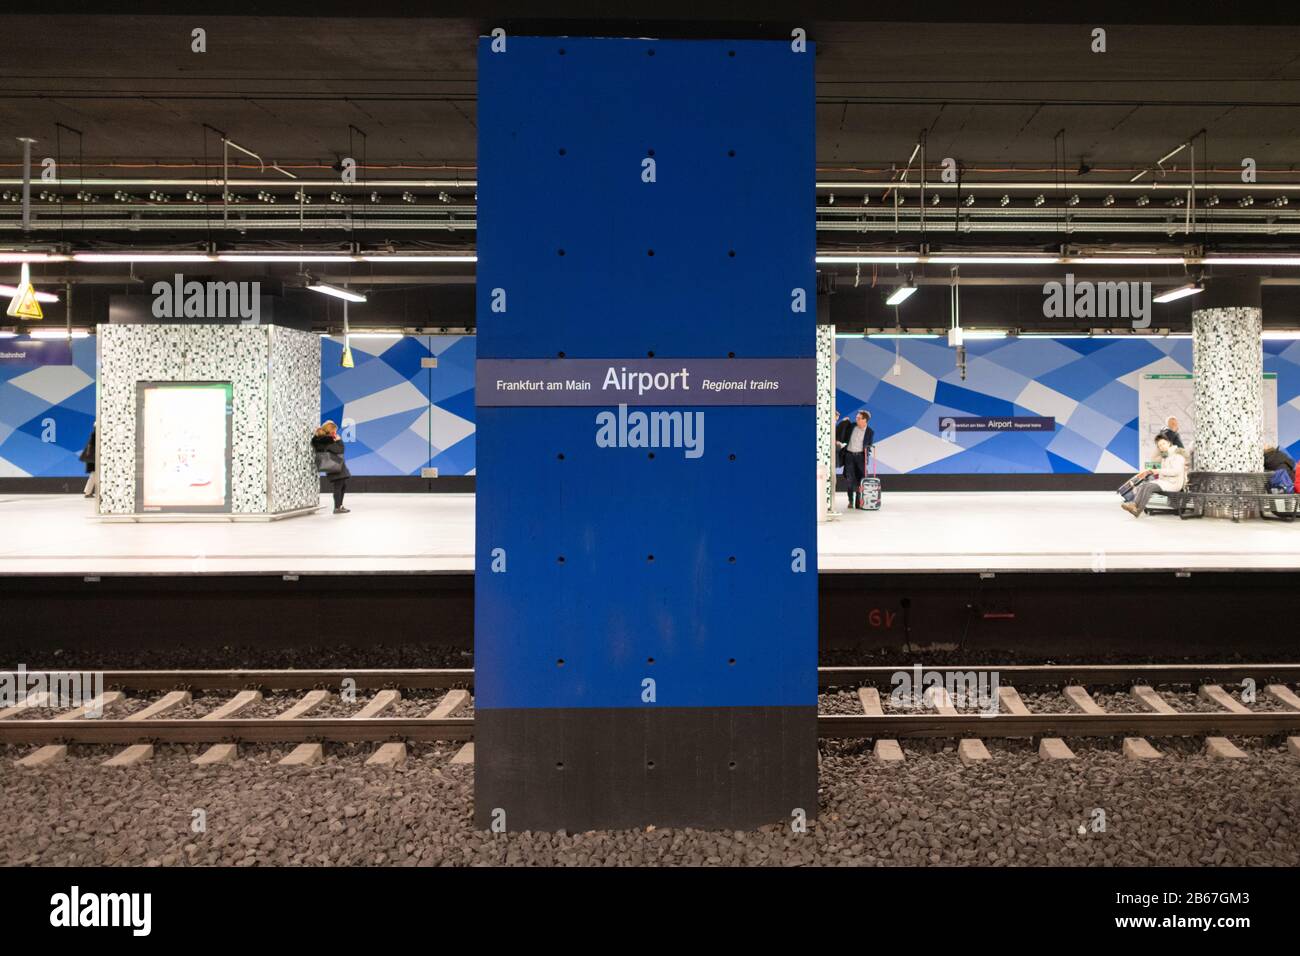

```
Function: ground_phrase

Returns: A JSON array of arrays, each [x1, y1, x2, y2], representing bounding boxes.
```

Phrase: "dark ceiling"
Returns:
[[5, 9, 1300, 331], [3, 15, 1300, 177]]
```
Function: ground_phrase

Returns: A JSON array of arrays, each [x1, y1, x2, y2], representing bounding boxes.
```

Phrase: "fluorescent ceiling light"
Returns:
[[346, 332, 402, 339], [865, 333, 938, 339], [1262, 331, 1300, 339], [1064, 256, 1187, 265], [219, 254, 357, 263], [1199, 257, 1300, 266], [0, 284, 59, 303], [0, 252, 69, 263], [927, 256, 1060, 265], [885, 284, 917, 306], [0, 331, 17, 338], [307, 282, 367, 303], [73, 253, 213, 263], [1153, 282, 1203, 303], [816, 255, 920, 264], [1018, 333, 1193, 339], [27, 329, 90, 339], [961, 331, 1008, 338], [358, 255, 477, 263]]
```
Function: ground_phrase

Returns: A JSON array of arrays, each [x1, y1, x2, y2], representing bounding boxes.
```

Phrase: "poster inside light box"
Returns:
[[137, 382, 233, 511]]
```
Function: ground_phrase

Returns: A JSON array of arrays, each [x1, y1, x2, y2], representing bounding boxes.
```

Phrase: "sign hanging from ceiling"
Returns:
[[5, 264, 44, 320]]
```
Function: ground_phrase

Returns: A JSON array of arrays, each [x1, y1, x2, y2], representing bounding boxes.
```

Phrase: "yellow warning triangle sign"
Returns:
[[340, 342, 355, 368], [5, 281, 42, 320]]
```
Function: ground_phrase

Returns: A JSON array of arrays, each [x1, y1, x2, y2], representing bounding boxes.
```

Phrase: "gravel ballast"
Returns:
[[3, 677, 1297, 867], [3, 734, 1297, 866]]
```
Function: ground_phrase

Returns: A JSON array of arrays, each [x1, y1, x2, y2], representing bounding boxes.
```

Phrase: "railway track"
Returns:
[[1, 665, 1299, 763]]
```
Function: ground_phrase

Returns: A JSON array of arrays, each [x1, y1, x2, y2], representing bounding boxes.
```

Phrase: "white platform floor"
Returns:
[[1, 492, 1298, 575]]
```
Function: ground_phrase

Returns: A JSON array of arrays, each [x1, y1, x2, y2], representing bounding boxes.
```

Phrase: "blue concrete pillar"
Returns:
[[475, 36, 817, 831]]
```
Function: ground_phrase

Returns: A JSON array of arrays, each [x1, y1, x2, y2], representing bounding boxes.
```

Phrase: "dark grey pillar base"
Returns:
[[474, 707, 819, 832]]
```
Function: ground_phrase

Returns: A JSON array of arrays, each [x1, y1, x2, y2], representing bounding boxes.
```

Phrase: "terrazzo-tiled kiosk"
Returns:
[[96, 324, 321, 520]]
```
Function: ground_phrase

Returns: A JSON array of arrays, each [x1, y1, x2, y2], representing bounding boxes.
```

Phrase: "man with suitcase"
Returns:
[[839, 409, 874, 510]]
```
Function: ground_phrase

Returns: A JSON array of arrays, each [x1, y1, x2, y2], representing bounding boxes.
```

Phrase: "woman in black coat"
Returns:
[[311, 420, 352, 514], [79, 423, 97, 498]]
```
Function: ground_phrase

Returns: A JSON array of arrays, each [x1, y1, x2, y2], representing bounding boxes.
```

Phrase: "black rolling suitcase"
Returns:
[[858, 448, 880, 510]]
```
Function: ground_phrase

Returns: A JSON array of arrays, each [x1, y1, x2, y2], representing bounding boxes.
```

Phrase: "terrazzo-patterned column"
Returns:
[[1192, 305, 1263, 472], [816, 324, 836, 519]]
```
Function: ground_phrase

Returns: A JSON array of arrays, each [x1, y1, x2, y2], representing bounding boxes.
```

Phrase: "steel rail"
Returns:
[[2, 711, 1299, 745], [9, 663, 1300, 692], [0, 717, 473, 744], [87, 668, 475, 691], [817, 663, 1300, 688], [816, 712, 1300, 739]]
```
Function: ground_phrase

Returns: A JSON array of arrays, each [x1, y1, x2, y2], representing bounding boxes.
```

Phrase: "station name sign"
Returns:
[[0, 339, 72, 364], [477, 358, 815, 406], [939, 416, 1056, 432]]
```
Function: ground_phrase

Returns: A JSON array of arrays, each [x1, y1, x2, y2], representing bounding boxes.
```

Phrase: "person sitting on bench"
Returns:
[[1122, 432, 1186, 517], [1264, 446, 1296, 488]]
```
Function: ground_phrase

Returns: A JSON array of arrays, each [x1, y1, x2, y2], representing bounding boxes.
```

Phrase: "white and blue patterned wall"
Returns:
[[7, 332, 1298, 478], [0, 337, 97, 477], [321, 334, 475, 476], [834, 336, 1300, 474]]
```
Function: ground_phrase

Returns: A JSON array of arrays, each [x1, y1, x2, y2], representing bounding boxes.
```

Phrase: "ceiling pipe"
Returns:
[[0, 178, 474, 189], [3, 176, 1299, 194], [816, 180, 1300, 192]]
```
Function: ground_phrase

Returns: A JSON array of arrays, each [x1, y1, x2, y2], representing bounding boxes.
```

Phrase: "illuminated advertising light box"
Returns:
[[135, 382, 234, 513]]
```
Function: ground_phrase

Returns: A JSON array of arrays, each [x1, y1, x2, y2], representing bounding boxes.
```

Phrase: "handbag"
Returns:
[[315, 450, 342, 475]]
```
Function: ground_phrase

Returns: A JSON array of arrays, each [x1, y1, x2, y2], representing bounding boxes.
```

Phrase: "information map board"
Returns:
[[135, 382, 233, 513], [1138, 373, 1278, 468]]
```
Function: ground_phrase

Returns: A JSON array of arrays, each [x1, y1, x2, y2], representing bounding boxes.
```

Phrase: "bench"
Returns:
[[1158, 489, 1299, 522], [1144, 471, 1297, 522]]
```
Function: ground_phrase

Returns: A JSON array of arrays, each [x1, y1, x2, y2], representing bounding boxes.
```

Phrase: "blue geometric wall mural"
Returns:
[[835, 336, 1300, 474], [0, 337, 96, 478], [1267, 338, 1300, 462], [320, 334, 476, 476], [1, 333, 475, 479], [4, 332, 1295, 480]]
